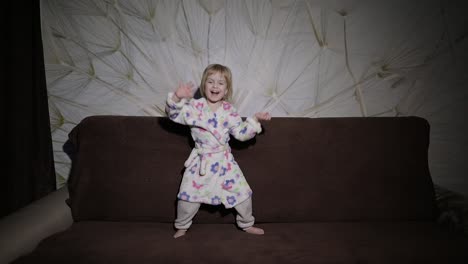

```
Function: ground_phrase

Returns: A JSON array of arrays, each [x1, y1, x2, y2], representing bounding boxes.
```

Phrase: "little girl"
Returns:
[[166, 64, 271, 238]]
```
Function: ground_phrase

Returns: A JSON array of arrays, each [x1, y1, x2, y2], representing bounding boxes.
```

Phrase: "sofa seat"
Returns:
[[13, 221, 468, 264]]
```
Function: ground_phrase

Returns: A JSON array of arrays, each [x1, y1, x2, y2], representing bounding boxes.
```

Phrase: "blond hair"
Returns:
[[199, 64, 233, 101]]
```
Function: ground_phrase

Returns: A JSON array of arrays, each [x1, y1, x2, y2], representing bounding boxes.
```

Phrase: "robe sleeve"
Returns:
[[228, 106, 262, 142], [165, 92, 190, 125]]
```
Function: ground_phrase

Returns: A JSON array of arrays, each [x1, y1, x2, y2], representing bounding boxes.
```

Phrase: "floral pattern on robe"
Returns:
[[166, 92, 261, 208]]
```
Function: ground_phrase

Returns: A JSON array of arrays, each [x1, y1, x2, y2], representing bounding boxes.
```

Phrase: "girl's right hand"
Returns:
[[175, 82, 195, 100]]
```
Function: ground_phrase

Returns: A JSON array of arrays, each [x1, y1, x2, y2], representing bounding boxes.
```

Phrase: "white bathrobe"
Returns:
[[166, 93, 262, 208]]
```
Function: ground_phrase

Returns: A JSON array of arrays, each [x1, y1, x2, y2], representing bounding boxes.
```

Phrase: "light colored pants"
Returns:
[[174, 198, 255, 230]]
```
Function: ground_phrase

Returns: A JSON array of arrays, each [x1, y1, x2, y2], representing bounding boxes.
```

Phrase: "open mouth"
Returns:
[[210, 90, 221, 96]]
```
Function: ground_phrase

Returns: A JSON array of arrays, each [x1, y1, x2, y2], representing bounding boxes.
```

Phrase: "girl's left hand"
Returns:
[[254, 112, 271, 122]]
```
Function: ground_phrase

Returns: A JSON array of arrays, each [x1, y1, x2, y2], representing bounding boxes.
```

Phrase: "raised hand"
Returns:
[[254, 112, 271, 122], [174, 82, 195, 101]]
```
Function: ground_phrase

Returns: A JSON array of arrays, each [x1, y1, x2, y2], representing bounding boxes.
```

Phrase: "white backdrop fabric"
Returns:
[[40, 0, 468, 195]]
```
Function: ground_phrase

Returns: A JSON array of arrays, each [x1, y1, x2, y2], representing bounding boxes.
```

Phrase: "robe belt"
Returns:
[[184, 146, 231, 176]]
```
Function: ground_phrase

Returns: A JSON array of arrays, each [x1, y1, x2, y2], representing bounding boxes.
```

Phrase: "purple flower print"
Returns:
[[219, 162, 232, 176], [178, 191, 190, 201], [223, 102, 231, 111], [208, 118, 218, 128], [169, 113, 179, 120], [210, 162, 220, 174], [221, 179, 235, 190], [211, 196, 221, 205], [220, 166, 227, 177], [189, 164, 198, 174], [223, 121, 229, 128], [227, 196, 237, 206], [240, 127, 247, 134]]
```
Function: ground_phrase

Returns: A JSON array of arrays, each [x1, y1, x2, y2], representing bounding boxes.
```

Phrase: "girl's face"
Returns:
[[204, 71, 228, 104]]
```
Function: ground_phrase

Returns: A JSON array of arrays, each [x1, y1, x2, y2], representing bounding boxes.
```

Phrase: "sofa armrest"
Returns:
[[0, 187, 73, 263]]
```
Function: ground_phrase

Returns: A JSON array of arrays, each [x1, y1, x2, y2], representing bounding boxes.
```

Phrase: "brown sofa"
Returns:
[[9, 115, 468, 263]]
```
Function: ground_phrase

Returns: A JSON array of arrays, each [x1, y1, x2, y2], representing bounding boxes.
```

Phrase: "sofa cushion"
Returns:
[[67, 116, 436, 222], [236, 117, 437, 222], [13, 222, 468, 264], [67, 116, 189, 222]]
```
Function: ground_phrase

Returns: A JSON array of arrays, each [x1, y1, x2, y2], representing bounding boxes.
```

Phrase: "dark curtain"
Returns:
[[1, 0, 56, 218]]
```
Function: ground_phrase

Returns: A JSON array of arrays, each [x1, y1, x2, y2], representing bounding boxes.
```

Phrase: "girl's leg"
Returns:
[[234, 197, 264, 235], [174, 200, 201, 238]]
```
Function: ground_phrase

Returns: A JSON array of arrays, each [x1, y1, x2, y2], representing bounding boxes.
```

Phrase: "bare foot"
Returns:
[[243, 226, 265, 235], [173, 229, 187, 238]]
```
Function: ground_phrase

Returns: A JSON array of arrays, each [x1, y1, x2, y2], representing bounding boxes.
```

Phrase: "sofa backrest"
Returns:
[[67, 116, 436, 223]]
